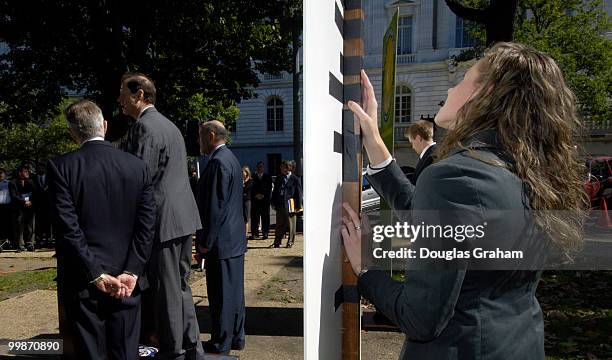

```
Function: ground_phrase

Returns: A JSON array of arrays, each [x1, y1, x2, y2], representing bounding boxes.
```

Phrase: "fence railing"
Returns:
[[583, 120, 612, 135]]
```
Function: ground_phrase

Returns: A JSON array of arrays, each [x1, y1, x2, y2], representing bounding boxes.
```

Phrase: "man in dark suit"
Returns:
[[250, 161, 272, 240], [271, 160, 302, 248], [48, 100, 156, 360], [118, 73, 204, 359], [196, 120, 246, 354], [9, 164, 36, 252], [405, 120, 436, 185], [33, 163, 53, 246]]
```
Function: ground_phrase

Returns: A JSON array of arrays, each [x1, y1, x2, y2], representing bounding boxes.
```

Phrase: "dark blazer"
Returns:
[[271, 173, 302, 211], [411, 143, 436, 185], [251, 172, 272, 203], [47, 141, 156, 296], [361, 132, 544, 360], [197, 145, 246, 259], [9, 178, 36, 210], [126, 107, 201, 242]]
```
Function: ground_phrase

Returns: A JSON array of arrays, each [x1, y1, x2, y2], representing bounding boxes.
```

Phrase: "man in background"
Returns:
[[197, 120, 246, 354], [9, 164, 36, 252], [250, 161, 272, 240], [271, 160, 302, 248], [118, 72, 204, 359], [48, 99, 155, 359], [34, 163, 53, 246], [0, 168, 11, 248], [405, 120, 437, 185]]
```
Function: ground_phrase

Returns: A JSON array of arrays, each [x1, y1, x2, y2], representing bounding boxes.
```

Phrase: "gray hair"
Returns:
[[65, 100, 105, 142]]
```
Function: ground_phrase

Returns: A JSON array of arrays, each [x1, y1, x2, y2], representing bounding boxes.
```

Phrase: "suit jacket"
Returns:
[[9, 178, 36, 210], [251, 172, 272, 203], [271, 173, 302, 211], [361, 131, 544, 360], [47, 141, 156, 297], [411, 143, 436, 185], [196, 145, 246, 259], [126, 107, 202, 242]]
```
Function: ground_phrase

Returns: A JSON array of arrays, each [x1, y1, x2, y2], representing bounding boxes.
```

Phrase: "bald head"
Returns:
[[199, 120, 228, 155]]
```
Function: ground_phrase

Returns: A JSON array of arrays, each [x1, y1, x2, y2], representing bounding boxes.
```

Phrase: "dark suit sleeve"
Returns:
[[8, 181, 24, 206], [366, 160, 415, 211], [293, 176, 303, 209], [124, 166, 156, 277], [271, 177, 280, 208], [358, 163, 472, 342], [46, 160, 104, 282], [265, 175, 273, 201], [201, 159, 229, 251]]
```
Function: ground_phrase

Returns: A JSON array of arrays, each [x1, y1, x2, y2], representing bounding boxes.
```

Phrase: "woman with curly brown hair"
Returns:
[[341, 42, 588, 359]]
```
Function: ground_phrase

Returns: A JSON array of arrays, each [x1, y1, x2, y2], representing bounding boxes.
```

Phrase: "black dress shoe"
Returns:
[[262, 235, 269, 240], [268, 244, 280, 248], [248, 235, 255, 240], [285, 243, 293, 248]]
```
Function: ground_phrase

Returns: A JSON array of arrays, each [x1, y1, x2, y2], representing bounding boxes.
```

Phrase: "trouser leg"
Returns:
[[12, 209, 24, 249], [155, 235, 204, 360], [106, 291, 142, 360], [250, 203, 260, 237], [287, 214, 297, 247], [261, 203, 270, 236], [273, 208, 289, 247], [204, 256, 245, 353]]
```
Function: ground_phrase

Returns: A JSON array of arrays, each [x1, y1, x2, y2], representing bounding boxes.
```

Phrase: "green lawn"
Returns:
[[0, 268, 57, 301]]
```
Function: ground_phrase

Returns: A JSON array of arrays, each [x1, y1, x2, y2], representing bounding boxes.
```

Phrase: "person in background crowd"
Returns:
[[250, 161, 272, 240], [242, 165, 253, 239], [0, 168, 12, 248], [34, 162, 53, 246], [271, 160, 302, 248], [405, 120, 437, 185], [189, 166, 199, 197], [196, 120, 246, 354], [9, 164, 36, 252], [119, 72, 204, 359]]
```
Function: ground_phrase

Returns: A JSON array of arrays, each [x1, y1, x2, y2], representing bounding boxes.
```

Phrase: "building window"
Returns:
[[455, 17, 479, 48], [395, 85, 411, 124], [397, 16, 413, 55], [266, 97, 284, 132]]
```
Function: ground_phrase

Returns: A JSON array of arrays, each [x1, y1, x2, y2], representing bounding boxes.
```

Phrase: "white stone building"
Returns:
[[229, 0, 612, 172]]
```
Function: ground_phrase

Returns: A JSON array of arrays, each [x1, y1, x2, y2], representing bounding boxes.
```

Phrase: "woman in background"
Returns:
[[341, 42, 588, 359]]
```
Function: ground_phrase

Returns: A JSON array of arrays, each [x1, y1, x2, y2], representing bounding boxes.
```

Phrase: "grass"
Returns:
[[0, 268, 57, 301], [257, 275, 303, 304], [538, 271, 612, 359]]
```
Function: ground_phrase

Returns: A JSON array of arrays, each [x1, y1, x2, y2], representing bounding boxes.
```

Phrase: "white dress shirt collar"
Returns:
[[138, 105, 155, 119], [419, 142, 436, 159], [81, 137, 105, 147]]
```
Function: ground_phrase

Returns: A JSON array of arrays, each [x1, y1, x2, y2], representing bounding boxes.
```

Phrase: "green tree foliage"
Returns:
[[451, 0, 611, 123], [0, 0, 299, 129], [0, 103, 78, 172]]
